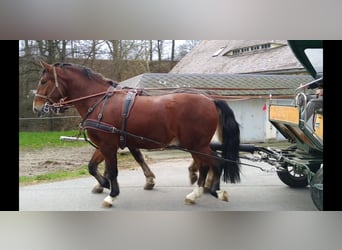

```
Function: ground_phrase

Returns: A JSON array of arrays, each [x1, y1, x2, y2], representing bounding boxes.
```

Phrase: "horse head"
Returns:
[[33, 60, 116, 117], [33, 61, 69, 117]]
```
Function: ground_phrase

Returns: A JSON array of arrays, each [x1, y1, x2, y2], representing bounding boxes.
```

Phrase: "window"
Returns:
[[212, 46, 226, 57], [224, 43, 285, 57]]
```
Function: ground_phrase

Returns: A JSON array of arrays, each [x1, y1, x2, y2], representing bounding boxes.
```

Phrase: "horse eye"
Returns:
[[40, 80, 47, 85]]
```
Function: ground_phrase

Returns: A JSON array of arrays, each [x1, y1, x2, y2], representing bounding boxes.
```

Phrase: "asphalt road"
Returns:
[[19, 151, 318, 211]]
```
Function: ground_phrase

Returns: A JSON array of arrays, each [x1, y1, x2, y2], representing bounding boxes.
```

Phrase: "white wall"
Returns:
[[226, 98, 287, 143]]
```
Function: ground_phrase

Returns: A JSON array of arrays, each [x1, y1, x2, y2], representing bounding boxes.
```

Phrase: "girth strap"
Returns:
[[83, 119, 120, 134], [120, 91, 138, 149]]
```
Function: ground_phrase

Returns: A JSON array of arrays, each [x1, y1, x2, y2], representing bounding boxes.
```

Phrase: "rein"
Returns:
[[51, 90, 109, 108]]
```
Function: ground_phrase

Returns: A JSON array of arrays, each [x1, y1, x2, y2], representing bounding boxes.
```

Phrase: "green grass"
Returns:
[[19, 130, 86, 149], [19, 130, 147, 185], [19, 130, 93, 185], [19, 165, 90, 185], [19, 153, 142, 186]]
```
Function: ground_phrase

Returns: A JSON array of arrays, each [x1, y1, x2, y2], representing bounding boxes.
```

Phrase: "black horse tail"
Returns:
[[214, 100, 241, 183]]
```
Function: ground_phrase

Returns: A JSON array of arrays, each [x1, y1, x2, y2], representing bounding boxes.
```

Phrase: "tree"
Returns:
[[171, 40, 175, 62], [176, 40, 200, 60]]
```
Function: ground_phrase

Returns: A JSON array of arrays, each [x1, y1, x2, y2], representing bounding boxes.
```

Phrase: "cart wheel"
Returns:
[[310, 167, 323, 210], [277, 163, 309, 188]]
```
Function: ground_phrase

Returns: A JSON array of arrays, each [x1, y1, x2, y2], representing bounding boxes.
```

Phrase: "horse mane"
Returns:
[[53, 62, 118, 86]]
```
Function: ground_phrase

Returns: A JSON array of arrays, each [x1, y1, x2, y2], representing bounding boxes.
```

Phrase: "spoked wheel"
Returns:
[[310, 167, 323, 210], [277, 163, 309, 188]]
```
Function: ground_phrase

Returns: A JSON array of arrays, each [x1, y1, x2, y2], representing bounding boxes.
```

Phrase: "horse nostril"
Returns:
[[33, 106, 41, 115]]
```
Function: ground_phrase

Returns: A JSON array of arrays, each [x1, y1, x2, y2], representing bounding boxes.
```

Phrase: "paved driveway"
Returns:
[[19, 156, 317, 211]]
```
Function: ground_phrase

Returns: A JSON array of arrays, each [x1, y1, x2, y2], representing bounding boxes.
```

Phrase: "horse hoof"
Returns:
[[144, 183, 155, 190], [203, 187, 211, 193], [216, 190, 229, 202], [92, 185, 104, 193], [184, 198, 196, 205], [101, 195, 116, 208], [102, 201, 113, 208]]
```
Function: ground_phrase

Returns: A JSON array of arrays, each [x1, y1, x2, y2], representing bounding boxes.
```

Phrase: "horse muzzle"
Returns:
[[33, 101, 51, 117], [33, 101, 69, 117]]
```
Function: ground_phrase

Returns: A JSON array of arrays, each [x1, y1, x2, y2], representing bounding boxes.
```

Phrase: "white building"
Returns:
[[120, 40, 315, 143]]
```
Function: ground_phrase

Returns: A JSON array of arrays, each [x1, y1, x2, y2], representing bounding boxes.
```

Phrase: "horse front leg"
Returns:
[[128, 147, 155, 190], [102, 150, 120, 208], [88, 149, 109, 194]]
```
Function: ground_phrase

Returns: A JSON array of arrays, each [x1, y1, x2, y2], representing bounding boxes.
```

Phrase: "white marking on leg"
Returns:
[[104, 195, 117, 205], [186, 187, 204, 201], [168, 137, 180, 146], [216, 190, 229, 202]]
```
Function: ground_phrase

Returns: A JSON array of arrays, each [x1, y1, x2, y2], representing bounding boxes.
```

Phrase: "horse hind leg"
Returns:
[[128, 147, 155, 190], [195, 165, 229, 202], [185, 152, 228, 204], [88, 149, 109, 194], [207, 162, 229, 202], [188, 160, 198, 185], [204, 168, 214, 193], [187, 163, 226, 199], [184, 157, 208, 205], [200, 152, 229, 202]]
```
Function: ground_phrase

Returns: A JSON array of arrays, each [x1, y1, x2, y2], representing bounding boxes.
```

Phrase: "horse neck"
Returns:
[[63, 77, 110, 117]]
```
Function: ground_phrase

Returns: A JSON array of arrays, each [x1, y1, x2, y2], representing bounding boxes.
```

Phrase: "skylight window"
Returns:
[[212, 46, 226, 57]]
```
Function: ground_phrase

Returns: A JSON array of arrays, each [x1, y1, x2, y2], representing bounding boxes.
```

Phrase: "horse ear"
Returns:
[[40, 60, 53, 72]]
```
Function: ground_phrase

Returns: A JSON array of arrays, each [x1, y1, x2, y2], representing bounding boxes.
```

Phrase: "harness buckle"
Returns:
[[43, 102, 51, 114], [107, 86, 115, 96]]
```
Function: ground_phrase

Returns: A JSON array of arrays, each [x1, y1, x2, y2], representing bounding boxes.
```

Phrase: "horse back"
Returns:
[[127, 92, 219, 148]]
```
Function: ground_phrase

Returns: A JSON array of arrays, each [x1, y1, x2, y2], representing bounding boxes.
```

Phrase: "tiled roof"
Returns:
[[120, 73, 314, 97], [170, 40, 304, 74]]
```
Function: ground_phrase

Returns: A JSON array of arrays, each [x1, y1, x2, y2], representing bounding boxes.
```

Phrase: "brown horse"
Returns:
[[33, 61, 241, 207], [40, 76, 157, 192], [35, 66, 208, 196]]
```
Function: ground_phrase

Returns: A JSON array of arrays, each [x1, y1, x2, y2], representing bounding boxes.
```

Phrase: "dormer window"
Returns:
[[224, 42, 286, 57]]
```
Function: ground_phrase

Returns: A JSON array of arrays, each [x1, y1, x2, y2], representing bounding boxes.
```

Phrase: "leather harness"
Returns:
[[81, 89, 139, 149]]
